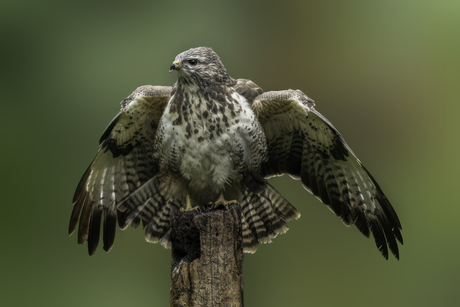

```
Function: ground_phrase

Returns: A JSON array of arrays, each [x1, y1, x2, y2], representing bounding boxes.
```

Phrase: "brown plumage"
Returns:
[[69, 47, 402, 259]]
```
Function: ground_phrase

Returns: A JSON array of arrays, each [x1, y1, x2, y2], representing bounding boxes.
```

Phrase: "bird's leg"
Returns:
[[181, 194, 200, 211], [185, 194, 192, 210], [213, 193, 238, 209], [182, 193, 237, 211]]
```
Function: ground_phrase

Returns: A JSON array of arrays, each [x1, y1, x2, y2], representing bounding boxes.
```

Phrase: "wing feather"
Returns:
[[69, 85, 171, 254], [252, 89, 403, 259]]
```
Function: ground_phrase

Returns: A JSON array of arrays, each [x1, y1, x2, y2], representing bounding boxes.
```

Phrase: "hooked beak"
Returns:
[[169, 61, 181, 73]]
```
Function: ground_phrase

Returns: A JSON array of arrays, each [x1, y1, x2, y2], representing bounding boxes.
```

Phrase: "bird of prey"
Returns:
[[69, 47, 403, 259]]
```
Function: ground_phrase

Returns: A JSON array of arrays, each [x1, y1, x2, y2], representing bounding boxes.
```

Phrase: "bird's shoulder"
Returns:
[[99, 85, 172, 151], [120, 85, 172, 109], [232, 78, 264, 104]]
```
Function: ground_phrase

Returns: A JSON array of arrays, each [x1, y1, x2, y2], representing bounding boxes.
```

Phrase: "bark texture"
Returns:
[[169, 204, 244, 307]]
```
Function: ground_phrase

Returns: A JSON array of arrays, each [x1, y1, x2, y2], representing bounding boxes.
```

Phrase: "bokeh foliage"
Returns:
[[1, 1, 459, 306]]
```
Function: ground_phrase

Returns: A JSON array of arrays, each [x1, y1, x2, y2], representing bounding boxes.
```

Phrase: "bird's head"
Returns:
[[169, 47, 232, 86]]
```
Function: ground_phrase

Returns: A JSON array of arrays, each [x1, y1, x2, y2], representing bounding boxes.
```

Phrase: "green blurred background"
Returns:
[[2, 0, 459, 306]]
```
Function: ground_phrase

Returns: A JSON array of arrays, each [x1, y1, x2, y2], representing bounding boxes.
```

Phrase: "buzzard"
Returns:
[[69, 47, 402, 259]]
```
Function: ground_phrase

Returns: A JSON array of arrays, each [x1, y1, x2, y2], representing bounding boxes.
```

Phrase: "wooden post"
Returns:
[[169, 203, 244, 307]]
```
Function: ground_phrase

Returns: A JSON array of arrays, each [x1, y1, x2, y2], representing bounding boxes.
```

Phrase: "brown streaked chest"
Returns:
[[167, 86, 244, 141]]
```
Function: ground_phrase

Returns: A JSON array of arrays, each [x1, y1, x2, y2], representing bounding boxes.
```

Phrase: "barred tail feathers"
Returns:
[[117, 178, 299, 253], [241, 183, 300, 253], [117, 175, 173, 249]]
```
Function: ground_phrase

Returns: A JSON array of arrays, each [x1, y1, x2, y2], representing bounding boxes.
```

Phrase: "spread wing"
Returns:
[[251, 89, 403, 259], [69, 85, 172, 255]]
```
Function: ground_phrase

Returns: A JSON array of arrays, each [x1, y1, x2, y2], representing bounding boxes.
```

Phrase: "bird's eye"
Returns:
[[188, 59, 198, 66]]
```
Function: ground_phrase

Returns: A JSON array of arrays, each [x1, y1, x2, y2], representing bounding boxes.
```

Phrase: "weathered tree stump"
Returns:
[[169, 203, 244, 307]]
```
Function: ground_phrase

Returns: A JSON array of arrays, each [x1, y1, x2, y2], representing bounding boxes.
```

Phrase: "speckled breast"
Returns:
[[156, 90, 265, 195]]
